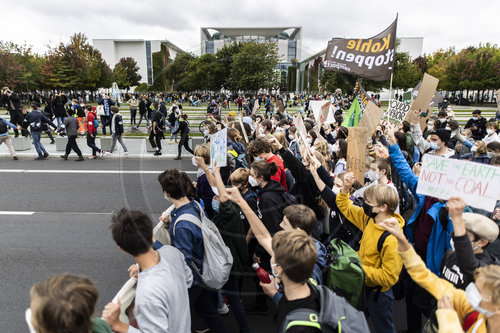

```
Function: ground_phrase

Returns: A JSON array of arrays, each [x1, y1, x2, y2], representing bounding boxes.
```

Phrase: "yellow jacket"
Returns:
[[399, 247, 487, 333], [336, 192, 404, 291]]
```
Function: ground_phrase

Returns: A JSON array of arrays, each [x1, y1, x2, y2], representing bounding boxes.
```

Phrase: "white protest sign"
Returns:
[[385, 100, 411, 124], [416, 154, 500, 211], [309, 100, 335, 124], [210, 128, 227, 168]]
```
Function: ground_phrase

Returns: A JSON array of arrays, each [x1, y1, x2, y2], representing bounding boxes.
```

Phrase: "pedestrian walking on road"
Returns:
[[149, 105, 165, 156], [0, 116, 19, 160], [60, 108, 84, 161], [105, 106, 128, 156], [85, 105, 103, 159], [20, 102, 57, 160], [173, 114, 194, 160]]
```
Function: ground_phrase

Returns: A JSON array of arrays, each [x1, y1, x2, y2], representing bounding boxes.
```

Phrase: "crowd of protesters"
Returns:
[[5, 85, 500, 332]]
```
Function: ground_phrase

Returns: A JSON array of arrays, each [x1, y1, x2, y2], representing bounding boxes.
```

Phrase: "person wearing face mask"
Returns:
[[483, 121, 499, 144], [332, 139, 348, 176], [287, 127, 302, 159], [465, 110, 487, 141], [440, 197, 499, 290], [411, 117, 455, 157], [336, 174, 404, 333], [423, 117, 438, 139], [447, 119, 474, 150], [436, 111, 449, 129], [460, 141, 491, 164], [379, 216, 500, 333], [247, 138, 287, 192]]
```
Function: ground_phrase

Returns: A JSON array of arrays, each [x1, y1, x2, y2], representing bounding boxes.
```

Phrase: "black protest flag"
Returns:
[[323, 16, 397, 81]]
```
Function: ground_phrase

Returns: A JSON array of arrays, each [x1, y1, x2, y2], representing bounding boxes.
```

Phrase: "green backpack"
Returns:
[[325, 238, 365, 310]]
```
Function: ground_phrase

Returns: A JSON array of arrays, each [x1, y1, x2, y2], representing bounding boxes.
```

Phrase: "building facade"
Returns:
[[92, 39, 184, 86]]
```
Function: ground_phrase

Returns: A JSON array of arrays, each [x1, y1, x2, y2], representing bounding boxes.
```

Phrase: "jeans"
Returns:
[[100, 115, 111, 135], [137, 113, 149, 127], [31, 132, 46, 157], [365, 288, 396, 333], [86, 132, 101, 156], [170, 121, 179, 140], [65, 135, 82, 156], [130, 108, 137, 124], [109, 133, 128, 153], [189, 285, 229, 333], [222, 275, 250, 333], [56, 116, 66, 129]]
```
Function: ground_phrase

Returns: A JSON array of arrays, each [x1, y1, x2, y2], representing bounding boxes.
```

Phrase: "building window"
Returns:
[[146, 41, 152, 85], [287, 40, 296, 62], [206, 41, 215, 54]]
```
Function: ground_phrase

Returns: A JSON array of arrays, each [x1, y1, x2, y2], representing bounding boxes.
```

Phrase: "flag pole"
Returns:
[[386, 72, 394, 121]]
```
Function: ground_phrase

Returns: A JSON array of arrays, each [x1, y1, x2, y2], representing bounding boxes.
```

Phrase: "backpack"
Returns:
[[235, 152, 249, 169], [0, 119, 7, 134], [280, 279, 370, 333], [376, 231, 407, 300], [168, 111, 176, 124], [324, 238, 365, 310], [173, 201, 233, 290]]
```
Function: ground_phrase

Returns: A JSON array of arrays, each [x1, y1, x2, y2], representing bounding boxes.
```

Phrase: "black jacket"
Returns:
[[1, 93, 22, 111], [52, 95, 68, 117], [257, 180, 287, 237], [112, 114, 124, 135], [172, 120, 189, 137], [465, 117, 487, 140], [440, 234, 500, 289]]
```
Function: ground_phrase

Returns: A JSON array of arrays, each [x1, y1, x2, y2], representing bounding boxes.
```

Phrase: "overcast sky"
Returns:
[[2, 0, 498, 59]]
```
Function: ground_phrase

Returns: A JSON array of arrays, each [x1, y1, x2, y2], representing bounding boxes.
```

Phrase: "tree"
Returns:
[[214, 42, 244, 89], [392, 52, 423, 90], [165, 52, 197, 91], [286, 58, 298, 92], [113, 57, 141, 90], [426, 48, 455, 90], [227, 41, 280, 92]]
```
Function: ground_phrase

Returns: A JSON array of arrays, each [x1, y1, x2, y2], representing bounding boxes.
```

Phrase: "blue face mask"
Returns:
[[472, 117, 478, 121], [430, 142, 440, 150], [212, 199, 220, 213]]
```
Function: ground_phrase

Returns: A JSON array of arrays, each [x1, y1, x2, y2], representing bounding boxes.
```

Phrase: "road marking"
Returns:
[[0, 211, 35, 215], [0, 169, 197, 174]]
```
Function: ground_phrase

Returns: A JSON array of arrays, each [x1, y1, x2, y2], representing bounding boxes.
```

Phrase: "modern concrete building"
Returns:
[[297, 37, 424, 93], [92, 39, 184, 85], [201, 27, 302, 87]]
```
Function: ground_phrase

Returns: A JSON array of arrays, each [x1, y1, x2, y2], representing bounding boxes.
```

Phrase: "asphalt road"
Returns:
[[0, 159, 408, 332]]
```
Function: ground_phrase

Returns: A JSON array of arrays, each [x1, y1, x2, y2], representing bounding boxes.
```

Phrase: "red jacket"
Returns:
[[87, 111, 97, 134]]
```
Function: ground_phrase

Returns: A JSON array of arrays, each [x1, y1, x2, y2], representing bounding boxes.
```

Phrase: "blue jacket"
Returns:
[[0, 117, 17, 135], [389, 144, 453, 274], [169, 200, 205, 286], [21, 110, 56, 133]]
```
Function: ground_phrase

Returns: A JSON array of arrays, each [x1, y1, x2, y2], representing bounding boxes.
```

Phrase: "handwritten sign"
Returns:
[[310, 100, 335, 125], [277, 100, 285, 113], [238, 114, 249, 143], [404, 73, 439, 128], [252, 99, 260, 115], [210, 128, 227, 168], [346, 127, 368, 185], [357, 101, 384, 136], [416, 154, 500, 211], [385, 100, 410, 124]]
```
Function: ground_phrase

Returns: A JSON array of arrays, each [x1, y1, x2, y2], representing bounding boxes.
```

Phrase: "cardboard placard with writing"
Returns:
[[252, 100, 259, 115], [317, 101, 331, 133], [210, 128, 227, 168], [404, 73, 439, 127], [347, 127, 368, 185], [357, 100, 384, 136], [238, 114, 249, 143], [385, 100, 411, 124], [416, 154, 500, 211]]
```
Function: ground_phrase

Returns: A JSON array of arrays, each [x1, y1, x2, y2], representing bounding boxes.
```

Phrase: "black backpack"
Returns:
[[0, 119, 8, 134], [168, 111, 176, 124], [280, 280, 370, 333]]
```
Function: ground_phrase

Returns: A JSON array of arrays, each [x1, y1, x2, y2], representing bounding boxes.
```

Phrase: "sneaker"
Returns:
[[217, 302, 229, 315], [193, 325, 210, 333], [34, 156, 46, 160], [174, 156, 182, 160], [104, 151, 112, 156], [88, 155, 96, 160], [154, 151, 162, 156], [123, 151, 129, 156], [168, 140, 172, 144], [43, 152, 49, 158], [75, 156, 84, 161], [98, 151, 104, 159], [60, 155, 68, 160], [50, 140, 55, 144], [12, 156, 18, 160]]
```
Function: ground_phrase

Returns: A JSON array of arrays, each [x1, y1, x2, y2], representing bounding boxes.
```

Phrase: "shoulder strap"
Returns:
[[280, 309, 321, 333], [173, 212, 202, 238], [377, 230, 391, 253]]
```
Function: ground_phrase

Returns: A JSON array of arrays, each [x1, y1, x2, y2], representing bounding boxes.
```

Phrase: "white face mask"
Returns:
[[248, 176, 259, 187], [366, 170, 380, 182], [427, 125, 434, 131], [164, 193, 170, 202], [305, 138, 312, 146], [445, 126, 451, 131], [486, 129, 495, 135], [332, 143, 339, 153], [471, 146, 478, 152], [487, 152, 496, 158], [25, 308, 36, 333], [192, 156, 198, 167], [466, 283, 495, 317], [439, 118, 446, 123]]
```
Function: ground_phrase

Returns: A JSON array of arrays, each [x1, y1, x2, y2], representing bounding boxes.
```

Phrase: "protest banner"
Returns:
[[416, 154, 500, 211], [358, 101, 385, 136], [404, 73, 439, 128], [323, 17, 397, 81], [385, 99, 411, 124], [293, 114, 308, 138], [309, 101, 334, 130], [210, 128, 227, 167], [346, 127, 368, 185], [317, 101, 331, 132]]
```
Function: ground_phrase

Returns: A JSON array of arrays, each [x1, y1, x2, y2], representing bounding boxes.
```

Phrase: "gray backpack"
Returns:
[[174, 201, 233, 290]]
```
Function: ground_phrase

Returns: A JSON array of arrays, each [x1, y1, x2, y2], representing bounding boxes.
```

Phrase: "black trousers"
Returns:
[[178, 135, 194, 156], [149, 130, 163, 150], [130, 108, 137, 124], [65, 135, 82, 156]]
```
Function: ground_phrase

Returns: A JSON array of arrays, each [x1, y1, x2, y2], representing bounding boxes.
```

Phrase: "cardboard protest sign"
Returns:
[[346, 127, 368, 185], [385, 100, 411, 124], [310, 100, 335, 124], [277, 100, 285, 113], [358, 101, 385, 136], [293, 114, 308, 139], [210, 128, 227, 167], [323, 17, 397, 81], [404, 73, 439, 128], [238, 114, 249, 143], [416, 154, 500, 211], [252, 100, 260, 115], [317, 101, 332, 132]]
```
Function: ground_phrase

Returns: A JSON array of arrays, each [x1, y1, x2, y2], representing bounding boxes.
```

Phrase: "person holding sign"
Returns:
[[410, 119, 454, 157]]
